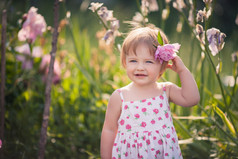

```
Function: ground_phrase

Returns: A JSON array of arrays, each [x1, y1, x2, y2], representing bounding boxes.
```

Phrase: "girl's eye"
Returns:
[[130, 60, 137, 63], [146, 61, 153, 64]]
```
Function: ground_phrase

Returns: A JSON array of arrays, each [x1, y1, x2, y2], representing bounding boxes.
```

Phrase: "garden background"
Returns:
[[1, 0, 238, 158]]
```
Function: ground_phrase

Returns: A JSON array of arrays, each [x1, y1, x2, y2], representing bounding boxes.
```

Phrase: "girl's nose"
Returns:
[[136, 63, 145, 70]]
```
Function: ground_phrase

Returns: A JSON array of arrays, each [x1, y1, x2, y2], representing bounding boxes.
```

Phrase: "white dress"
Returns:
[[112, 86, 183, 159]]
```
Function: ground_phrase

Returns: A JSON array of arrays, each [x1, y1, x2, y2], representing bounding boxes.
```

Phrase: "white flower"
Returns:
[[162, 9, 169, 20], [222, 76, 237, 87], [196, 7, 212, 22], [141, 0, 150, 16], [203, 0, 213, 4], [176, 21, 183, 33], [147, 0, 159, 12], [196, 24, 205, 44], [188, 0, 194, 26], [133, 12, 144, 22], [173, 0, 186, 12], [88, 2, 103, 12], [231, 51, 238, 62]]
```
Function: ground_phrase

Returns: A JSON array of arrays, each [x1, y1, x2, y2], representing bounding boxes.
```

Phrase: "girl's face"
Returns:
[[125, 43, 162, 87]]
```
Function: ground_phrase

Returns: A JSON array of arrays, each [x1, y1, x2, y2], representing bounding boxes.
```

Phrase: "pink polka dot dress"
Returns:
[[112, 85, 183, 159]]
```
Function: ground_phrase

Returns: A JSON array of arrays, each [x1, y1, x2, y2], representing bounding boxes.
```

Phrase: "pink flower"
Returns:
[[126, 124, 131, 130], [155, 43, 180, 64], [123, 139, 126, 144], [158, 139, 163, 145], [159, 95, 164, 100], [158, 117, 162, 120], [162, 124, 167, 129], [15, 44, 43, 70], [132, 144, 136, 147], [156, 150, 160, 154], [146, 139, 150, 145], [125, 152, 128, 157], [127, 143, 130, 148], [0, 139, 2, 148], [147, 102, 152, 105], [141, 99, 147, 102], [113, 143, 117, 146], [39, 55, 61, 84], [143, 136, 146, 140], [165, 153, 169, 156], [119, 119, 125, 125], [151, 119, 155, 124], [153, 109, 159, 114], [18, 7, 46, 43], [124, 105, 128, 109], [153, 136, 157, 140], [166, 134, 171, 138], [165, 112, 169, 118], [142, 108, 147, 112], [141, 122, 147, 127], [172, 137, 176, 143], [160, 103, 163, 107], [134, 114, 140, 119]]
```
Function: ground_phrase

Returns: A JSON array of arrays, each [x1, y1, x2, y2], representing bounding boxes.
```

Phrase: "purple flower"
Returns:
[[206, 28, 226, 56], [155, 43, 181, 64]]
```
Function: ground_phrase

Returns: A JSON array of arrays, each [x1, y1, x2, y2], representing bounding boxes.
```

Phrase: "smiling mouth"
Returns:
[[135, 74, 147, 77]]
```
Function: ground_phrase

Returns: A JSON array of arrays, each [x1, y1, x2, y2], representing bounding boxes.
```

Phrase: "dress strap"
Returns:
[[162, 84, 166, 92], [117, 89, 124, 102]]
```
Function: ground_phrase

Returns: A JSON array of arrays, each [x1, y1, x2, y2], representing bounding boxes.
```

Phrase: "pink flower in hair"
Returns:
[[155, 43, 180, 64]]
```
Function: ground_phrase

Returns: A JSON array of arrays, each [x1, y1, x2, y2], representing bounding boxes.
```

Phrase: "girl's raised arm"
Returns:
[[100, 90, 122, 159], [167, 56, 200, 107]]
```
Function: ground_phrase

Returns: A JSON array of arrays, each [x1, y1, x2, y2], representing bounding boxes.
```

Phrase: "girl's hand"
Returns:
[[166, 55, 187, 74]]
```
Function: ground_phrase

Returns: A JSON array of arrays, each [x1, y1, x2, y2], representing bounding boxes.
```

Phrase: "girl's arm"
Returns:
[[101, 91, 122, 159], [167, 56, 200, 107]]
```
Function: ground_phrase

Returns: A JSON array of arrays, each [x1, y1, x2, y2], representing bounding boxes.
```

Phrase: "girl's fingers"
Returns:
[[166, 64, 174, 70]]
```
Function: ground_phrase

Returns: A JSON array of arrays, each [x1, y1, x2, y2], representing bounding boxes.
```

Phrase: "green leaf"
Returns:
[[212, 104, 236, 137], [157, 31, 164, 46]]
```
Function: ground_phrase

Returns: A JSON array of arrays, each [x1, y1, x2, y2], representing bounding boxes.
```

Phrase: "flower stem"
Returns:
[[94, 8, 109, 30], [178, 5, 238, 135], [204, 44, 238, 135]]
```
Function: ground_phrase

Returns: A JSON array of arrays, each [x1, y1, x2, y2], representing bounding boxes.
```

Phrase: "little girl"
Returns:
[[100, 27, 200, 159]]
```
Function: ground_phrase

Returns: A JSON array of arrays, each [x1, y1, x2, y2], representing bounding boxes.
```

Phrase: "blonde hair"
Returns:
[[121, 27, 169, 76]]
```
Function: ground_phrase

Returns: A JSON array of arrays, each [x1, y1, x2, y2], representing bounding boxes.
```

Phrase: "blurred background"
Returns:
[[1, 0, 238, 158]]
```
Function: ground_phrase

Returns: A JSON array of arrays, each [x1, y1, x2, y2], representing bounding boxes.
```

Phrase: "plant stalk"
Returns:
[[38, 0, 60, 158]]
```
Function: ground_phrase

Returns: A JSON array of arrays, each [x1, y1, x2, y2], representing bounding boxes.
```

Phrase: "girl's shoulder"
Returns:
[[157, 82, 175, 99], [156, 81, 173, 90]]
